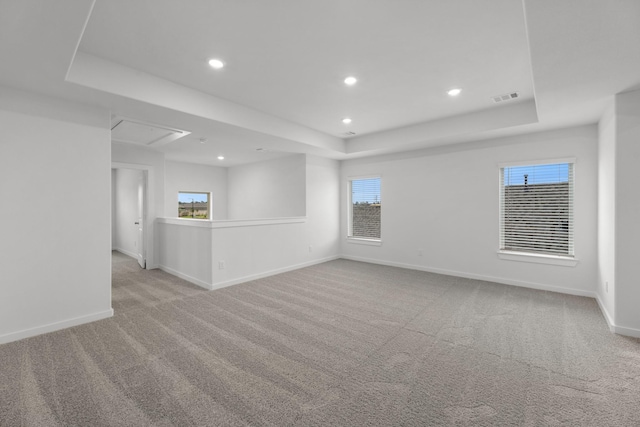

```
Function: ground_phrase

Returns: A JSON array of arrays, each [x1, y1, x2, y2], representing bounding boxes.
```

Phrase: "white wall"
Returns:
[[158, 155, 341, 288], [157, 221, 213, 288], [165, 160, 227, 220], [305, 155, 342, 257], [597, 101, 616, 325], [227, 154, 306, 219], [111, 169, 116, 248], [341, 125, 598, 296], [112, 142, 164, 268], [613, 89, 640, 335], [213, 155, 340, 285], [112, 168, 144, 257], [0, 88, 112, 344]]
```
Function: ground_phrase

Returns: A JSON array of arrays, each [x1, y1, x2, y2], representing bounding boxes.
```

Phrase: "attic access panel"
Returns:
[[111, 117, 190, 146]]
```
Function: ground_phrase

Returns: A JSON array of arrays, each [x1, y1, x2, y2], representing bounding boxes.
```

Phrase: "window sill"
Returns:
[[347, 237, 382, 246], [497, 251, 579, 267]]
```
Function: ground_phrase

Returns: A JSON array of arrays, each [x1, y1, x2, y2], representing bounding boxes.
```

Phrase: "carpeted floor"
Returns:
[[1, 251, 639, 426]]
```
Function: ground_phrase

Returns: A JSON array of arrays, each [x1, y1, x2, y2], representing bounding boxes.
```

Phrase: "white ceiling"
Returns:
[[1, 0, 639, 166], [79, 0, 534, 137]]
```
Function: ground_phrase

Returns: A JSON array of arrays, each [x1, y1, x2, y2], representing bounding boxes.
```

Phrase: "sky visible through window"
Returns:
[[352, 178, 381, 203], [178, 192, 208, 203], [504, 163, 569, 186]]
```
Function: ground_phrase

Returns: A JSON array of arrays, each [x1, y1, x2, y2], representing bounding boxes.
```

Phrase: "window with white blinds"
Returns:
[[348, 177, 381, 240], [499, 162, 574, 256]]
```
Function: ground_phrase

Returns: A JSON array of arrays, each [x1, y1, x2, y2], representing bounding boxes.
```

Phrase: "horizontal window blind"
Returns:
[[500, 163, 573, 256], [349, 177, 381, 239]]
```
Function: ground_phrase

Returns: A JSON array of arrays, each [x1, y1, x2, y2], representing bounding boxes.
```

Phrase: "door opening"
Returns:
[[136, 171, 146, 268], [112, 167, 147, 269]]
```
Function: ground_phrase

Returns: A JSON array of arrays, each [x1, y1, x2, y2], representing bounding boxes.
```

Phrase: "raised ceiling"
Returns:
[[1, 0, 639, 166], [78, 0, 534, 138]]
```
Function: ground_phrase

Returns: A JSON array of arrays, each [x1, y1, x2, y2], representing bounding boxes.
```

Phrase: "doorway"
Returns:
[[112, 167, 147, 269]]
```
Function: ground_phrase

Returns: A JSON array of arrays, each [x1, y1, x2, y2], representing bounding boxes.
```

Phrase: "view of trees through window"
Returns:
[[350, 177, 381, 239], [178, 192, 210, 219]]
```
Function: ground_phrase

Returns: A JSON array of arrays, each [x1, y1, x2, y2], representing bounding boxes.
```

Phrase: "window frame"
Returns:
[[347, 175, 382, 244], [178, 191, 212, 220], [497, 158, 578, 267]]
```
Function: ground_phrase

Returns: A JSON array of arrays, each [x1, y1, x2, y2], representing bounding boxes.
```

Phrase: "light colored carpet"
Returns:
[[1, 251, 639, 426]]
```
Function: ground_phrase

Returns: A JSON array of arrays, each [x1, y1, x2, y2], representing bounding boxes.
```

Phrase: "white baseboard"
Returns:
[[594, 295, 640, 338], [159, 256, 339, 291], [113, 247, 138, 259], [157, 265, 213, 290], [340, 255, 640, 338], [612, 324, 640, 338], [0, 309, 114, 345], [339, 254, 597, 298], [594, 294, 616, 332], [154, 254, 640, 339], [210, 255, 341, 291]]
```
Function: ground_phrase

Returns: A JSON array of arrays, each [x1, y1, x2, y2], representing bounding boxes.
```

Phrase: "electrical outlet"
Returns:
[[309, 245, 313, 253], [606, 281, 609, 293], [218, 261, 226, 270]]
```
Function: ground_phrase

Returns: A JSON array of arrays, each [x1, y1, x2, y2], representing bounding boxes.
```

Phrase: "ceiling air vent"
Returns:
[[491, 92, 519, 104], [111, 116, 191, 146], [343, 131, 357, 137]]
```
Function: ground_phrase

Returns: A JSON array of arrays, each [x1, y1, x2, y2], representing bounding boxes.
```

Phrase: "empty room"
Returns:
[[1, 0, 639, 425]]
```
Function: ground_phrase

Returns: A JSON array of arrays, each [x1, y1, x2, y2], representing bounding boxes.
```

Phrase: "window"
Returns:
[[348, 177, 381, 240], [500, 161, 574, 256], [178, 192, 210, 219]]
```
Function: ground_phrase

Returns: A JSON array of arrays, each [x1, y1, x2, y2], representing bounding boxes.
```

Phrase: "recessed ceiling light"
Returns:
[[344, 76, 357, 86], [208, 59, 225, 69], [447, 88, 462, 96], [342, 117, 352, 124], [217, 155, 225, 160]]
